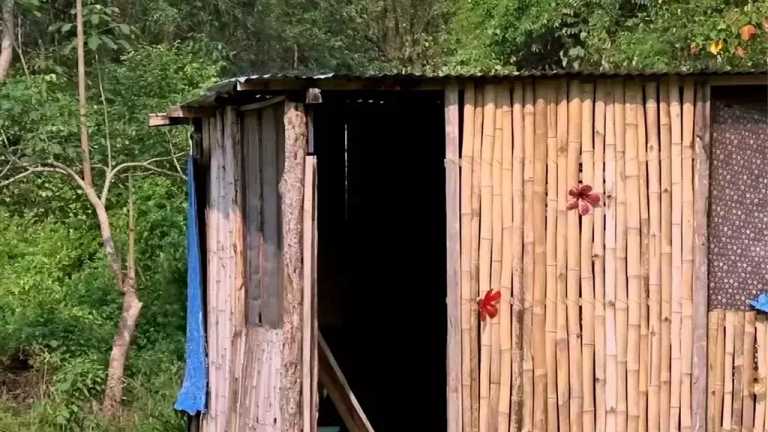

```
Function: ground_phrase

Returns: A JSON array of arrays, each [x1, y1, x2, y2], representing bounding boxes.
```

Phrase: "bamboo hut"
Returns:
[[149, 71, 768, 432]]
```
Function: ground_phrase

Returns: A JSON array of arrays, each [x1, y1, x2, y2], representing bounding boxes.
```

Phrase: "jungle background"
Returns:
[[0, 0, 765, 430]]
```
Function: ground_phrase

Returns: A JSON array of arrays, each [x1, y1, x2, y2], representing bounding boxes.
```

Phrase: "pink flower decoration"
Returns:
[[567, 183, 602, 216]]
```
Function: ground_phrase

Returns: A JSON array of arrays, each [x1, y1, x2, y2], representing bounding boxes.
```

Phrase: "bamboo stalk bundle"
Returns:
[[556, 80, 572, 432], [499, 84, 514, 432], [567, 80, 583, 432], [724, 312, 737, 432], [604, 81, 617, 432], [479, 83, 496, 432], [490, 91, 504, 432], [624, 82, 642, 432], [680, 80, 695, 432], [733, 312, 745, 432], [545, 82, 560, 432], [581, 82, 596, 432], [715, 311, 726, 432], [512, 82, 525, 432], [756, 319, 768, 432], [636, 86, 650, 432], [533, 82, 549, 432], [461, 83, 477, 432], [593, 81, 608, 432], [644, 81, 662, 432], [523, 82, 536, 432], [659, 78, 673, 432], [472, 88, 485, 432], [669, 75, 683, 432], [614, 79, 628, 432], [708, 311, 721, 432], [742, 312, 756, 432]]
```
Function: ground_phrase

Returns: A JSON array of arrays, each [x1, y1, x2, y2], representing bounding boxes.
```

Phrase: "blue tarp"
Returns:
[[174, 156, 207, 415], [750, 292, 768, 313]]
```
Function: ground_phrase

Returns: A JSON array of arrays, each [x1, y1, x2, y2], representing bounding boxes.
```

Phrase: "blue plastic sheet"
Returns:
[[174, 156, 208, 415], [750, 292, 768, 313]]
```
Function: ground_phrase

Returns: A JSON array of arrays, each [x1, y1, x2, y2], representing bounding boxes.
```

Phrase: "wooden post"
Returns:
[[512, 82, 525, 432], [593, 81, 608, 432], [302, 156, 318, 432], [446, 83, 463, 432], [556, 79, 571, 432], [691, 82, 710, 432], [461, 83, 477, 432], [581, 81, 596, 432]]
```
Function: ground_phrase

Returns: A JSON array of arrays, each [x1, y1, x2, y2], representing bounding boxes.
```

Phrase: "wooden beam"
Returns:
[[445, 82, 462, 432], [240, 96, 287, 112], [148, 113, 189, 127], [318, 334, 375, 432], [302, 156, 318, 432]]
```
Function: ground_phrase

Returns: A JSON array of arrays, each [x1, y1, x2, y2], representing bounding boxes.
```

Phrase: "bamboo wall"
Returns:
[[456, 78, 713, 432]]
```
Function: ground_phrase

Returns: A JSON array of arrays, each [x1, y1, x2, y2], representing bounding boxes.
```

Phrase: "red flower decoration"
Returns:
[[567, 183, 602, 216], [478, 289, 501, 321]]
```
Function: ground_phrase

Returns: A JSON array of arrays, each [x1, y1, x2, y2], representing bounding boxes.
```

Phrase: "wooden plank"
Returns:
[[461, 83, 477, 432], [511, 82, 525, 432], [533, 81, 549, 432], [742, 312, 756, 432], [261, 105, 284, 328], [567, 79, 583, 432], [240, 96, 287, 112], [723, 312, 737, 432], [593, 81, 608, 432], [733, 312, 745, 432], [243, 111, 264, 326], [318, 334, 375, 432], [581, 81, 596, 432], [446, 83, 463, 432], [302, 156, 318, 432], [756, 320, 768, 432], [691, 82, 710, 432], [556, 79, 571, 432]]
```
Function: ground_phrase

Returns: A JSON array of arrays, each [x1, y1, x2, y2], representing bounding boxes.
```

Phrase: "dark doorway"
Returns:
[[314, 91, 447, 431]]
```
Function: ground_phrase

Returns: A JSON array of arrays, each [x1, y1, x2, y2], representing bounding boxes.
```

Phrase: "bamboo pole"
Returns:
[[614, 79, 628, 432], [604, 81, 617, 432], [567, 80, 583, 432], [659, 78, 673, 432], [742, 312, 756, 432], [636, 85, 649, 432], [499, 83, 514, 432], [645, 81, 662, 432], [756, 320, 767, 432], [581, 81, 596, 432], [680, 80, 695, 432], [533, 82, 549, 432], [625, 81, 642, 432], [669, 75, 683, 432], [472, 87, 485, 432], [723, 312, 737, 432], [545, 82, 559, 432], [556, 79, 572, 432], [479, 83, 496, 432], [594, 81, 608, 432], [592, 81, 606, 432], [733, 312, 745, 432], [490, 89, 505, 432], [512, 82, 525, 432], [522, 81, 535, 432], [707, 311, 721, 432], [461, 83, 477, 432], [715, 311, 726, 432]]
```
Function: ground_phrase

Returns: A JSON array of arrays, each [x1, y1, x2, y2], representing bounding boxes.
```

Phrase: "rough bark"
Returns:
[[0, 0, 13, 81]]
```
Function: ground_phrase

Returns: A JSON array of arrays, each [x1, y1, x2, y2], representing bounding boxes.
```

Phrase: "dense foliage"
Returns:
[[0, 0, 765, 431]]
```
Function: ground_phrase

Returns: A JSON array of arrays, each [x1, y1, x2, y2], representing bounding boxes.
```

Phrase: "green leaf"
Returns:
[[87, 35, 101, 51]]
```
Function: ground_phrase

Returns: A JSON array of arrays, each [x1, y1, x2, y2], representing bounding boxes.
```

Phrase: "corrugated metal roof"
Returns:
[[182, 69, 767, 107]]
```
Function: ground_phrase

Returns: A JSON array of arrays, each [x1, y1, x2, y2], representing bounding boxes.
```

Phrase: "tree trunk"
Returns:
[[102, 286, 142, 416], [0, 0, 13, 81]]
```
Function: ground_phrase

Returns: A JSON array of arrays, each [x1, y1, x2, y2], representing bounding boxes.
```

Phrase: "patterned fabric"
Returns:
[[709, 98, 768, 310]]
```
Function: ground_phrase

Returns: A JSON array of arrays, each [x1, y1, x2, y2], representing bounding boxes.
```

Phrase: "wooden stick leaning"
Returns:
[[499, 84, 514, 432], [556, 79, 572, 432], [461, 83, 477, 432], [533, 81, 549, 432], [581, 81, 596, 432], [511, 82, 525, 432], [471, 87, 485, 432], [659, 78, 673, 432], [668, 76, 683, 432], [614, 79, 628, 432], [680, 80, 695, 432], [490, 90, 504, 432], [545, 82, 560, 432], [593, 81, 608, 432], [624, 81, 642, 432], [644, 81, 662, 432], [604, 81, 617, 432], [522, 81, 536, 432], [479, 83, 496, 432], [567, 79, 583, 432]]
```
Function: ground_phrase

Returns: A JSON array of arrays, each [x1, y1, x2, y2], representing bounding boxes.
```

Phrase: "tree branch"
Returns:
[[100, 153, 186, 203]]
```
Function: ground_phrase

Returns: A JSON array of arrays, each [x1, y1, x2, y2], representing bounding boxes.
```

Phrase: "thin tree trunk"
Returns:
[[0, 0, 13, 81], [75, 0, 93, 186]]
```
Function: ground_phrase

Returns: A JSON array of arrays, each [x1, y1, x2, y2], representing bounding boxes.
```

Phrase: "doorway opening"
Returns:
[[314, 91, 448, 431]]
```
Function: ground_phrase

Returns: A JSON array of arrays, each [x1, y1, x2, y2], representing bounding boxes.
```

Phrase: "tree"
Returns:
[[0, 0, 13, 80]]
